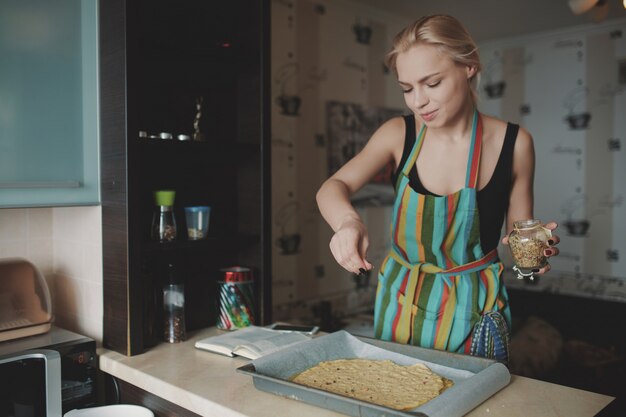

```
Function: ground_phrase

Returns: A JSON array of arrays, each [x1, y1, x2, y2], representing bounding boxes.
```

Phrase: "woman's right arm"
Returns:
[[316, 117, 404, 274]]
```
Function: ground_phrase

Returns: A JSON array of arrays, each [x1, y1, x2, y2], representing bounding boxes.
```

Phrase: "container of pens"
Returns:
[[217, 266, 255, 330]]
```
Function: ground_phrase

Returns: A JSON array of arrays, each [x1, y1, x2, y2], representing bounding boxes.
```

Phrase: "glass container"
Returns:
[[163, 263, 186, 343], [508, 219, 552, 274], [184, 206, 210, 240], [151, 190, 177, 242]]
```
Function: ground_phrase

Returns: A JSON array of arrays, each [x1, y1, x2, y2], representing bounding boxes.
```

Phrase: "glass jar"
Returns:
[[163, 263, 186, 343], [152, 205, 177, 242], [151, 190, 177, 242], [508, 219, 552, 274]]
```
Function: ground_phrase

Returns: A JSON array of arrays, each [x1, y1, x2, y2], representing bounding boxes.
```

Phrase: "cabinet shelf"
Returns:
[[134, 139, 260, 165], [142, 233, 260, 253], [101, 0, 270, 357], [136, 138, 258, 153]]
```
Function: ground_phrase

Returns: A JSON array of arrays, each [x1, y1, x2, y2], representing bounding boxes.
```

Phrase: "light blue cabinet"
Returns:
[[0, 0, 99, 207]]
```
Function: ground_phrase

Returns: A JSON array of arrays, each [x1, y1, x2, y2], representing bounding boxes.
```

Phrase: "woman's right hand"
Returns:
[[329, 217, 373, 274]]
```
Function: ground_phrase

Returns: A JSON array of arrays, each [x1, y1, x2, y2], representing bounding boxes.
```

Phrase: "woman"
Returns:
[[316, 15, 560, 359]]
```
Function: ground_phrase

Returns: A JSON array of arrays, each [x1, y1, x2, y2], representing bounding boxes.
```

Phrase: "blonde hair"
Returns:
[[385, 15, 482, 105]]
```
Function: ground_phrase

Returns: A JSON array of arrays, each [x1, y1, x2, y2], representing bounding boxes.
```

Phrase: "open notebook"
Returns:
[[194, 326, 311, 360]]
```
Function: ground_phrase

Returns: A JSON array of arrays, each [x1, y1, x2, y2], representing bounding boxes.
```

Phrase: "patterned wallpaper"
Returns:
[[479, 19, 626, 295], [270, 0, 410, 325], [271, 2, 626, 326]]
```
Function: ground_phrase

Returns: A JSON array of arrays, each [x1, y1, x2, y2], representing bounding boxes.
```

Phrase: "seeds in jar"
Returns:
[[161, 225, 176, 241], [508, 234, 547, 268], [187, 228, 204, 239]]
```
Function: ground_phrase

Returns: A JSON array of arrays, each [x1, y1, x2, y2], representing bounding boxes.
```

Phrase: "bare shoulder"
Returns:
[[480, 114, 508, 138], [479, 114, 508, 157], [367, 115, 406, 164], [481, 114, 533, 151], [370, 116, 405, 144], [513, 125, 534, 155]]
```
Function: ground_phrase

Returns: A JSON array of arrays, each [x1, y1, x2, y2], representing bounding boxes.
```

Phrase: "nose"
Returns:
[[413, 87, 428, 108]]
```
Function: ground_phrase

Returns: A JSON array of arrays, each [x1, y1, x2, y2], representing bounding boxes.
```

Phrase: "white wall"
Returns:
[[0, 207, 103, 342], [479, 18, 626, 280]]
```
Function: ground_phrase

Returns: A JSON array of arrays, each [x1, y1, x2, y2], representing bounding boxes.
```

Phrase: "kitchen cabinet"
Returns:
[[0, 0, 99, 208], [100, 0, 271, 355], [106, 377, 200, 417]]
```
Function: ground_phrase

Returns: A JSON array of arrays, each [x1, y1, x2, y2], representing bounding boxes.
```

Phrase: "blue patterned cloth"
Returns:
[[470, 311, 510, 362]]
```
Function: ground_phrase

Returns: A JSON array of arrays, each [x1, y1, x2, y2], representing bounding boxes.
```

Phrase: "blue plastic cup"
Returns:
[[184, 206, 210, 240]]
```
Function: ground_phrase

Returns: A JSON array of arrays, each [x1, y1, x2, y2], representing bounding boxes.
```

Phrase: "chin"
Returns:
[[421, 117, 444, 128]]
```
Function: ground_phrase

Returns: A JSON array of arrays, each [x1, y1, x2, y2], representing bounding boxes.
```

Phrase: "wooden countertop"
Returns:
[[99, 327, 614, 417]]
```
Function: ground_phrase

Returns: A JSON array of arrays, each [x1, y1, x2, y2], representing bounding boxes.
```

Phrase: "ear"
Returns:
[[466, 65, 477, 79]]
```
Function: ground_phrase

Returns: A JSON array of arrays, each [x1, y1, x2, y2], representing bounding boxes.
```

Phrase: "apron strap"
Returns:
[[465, 110, 483, 189]]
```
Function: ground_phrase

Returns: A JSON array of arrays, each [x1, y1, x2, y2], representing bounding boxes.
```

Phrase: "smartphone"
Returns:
[[269, 323, 320, 335]]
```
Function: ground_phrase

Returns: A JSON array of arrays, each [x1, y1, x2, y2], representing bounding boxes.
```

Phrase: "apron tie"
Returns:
[[388, 248, 499, 277]]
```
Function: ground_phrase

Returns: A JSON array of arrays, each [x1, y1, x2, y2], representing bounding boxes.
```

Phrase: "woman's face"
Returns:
[[395, 43, 475, 128]]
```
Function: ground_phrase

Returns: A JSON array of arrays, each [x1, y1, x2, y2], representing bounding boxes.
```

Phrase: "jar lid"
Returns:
[[184, 206, 210, 213], [221, 266, 253, 282], [513, 219, 541, 230], [154, 190, 176, 206]]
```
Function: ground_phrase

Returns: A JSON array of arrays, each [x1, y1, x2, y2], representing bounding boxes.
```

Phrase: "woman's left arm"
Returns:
[[504, 128, 559, 274]]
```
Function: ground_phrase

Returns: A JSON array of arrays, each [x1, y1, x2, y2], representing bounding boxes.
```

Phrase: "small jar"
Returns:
[[151, 190, 177, 242], [152, 205, 177, 242], [163, 263, 186, 343], [508, 219, 552, 273]]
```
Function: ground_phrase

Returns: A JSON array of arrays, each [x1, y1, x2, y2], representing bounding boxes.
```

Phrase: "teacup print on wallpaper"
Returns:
[[563, 86, 592, 130]]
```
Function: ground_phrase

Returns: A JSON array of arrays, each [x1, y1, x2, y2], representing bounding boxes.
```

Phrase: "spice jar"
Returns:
[[508, 219, 552, 277], [163, 263, 186, 343], [152, 190, 177, 242]]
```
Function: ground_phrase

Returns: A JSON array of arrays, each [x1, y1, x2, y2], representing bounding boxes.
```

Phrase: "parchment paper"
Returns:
[[251, 330, 510, 417]]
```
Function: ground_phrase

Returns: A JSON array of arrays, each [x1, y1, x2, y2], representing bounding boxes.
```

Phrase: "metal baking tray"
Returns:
[[237, 331, 510, 417]]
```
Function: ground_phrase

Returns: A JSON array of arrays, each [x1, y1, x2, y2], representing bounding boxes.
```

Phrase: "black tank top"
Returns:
[[392, 115, 519, 254]]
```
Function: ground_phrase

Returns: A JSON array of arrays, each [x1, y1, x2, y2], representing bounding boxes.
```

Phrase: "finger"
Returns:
[[341, 241, 367, 274], [501, 235, 509, 245], [358, 234, 369, 258], [545, 221, 558, 230], [534, 263, 551, 275], [544, 247, 559, 257], [547, 235, 560, 246], [358, 236, 373, 271], [343, 255, 363, 274]]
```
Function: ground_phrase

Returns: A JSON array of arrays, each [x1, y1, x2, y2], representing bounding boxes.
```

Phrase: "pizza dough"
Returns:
[[290, 358, 452, 410]]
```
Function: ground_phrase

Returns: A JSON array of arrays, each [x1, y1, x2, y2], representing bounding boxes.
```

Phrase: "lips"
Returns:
[[420, 110, 437, 122]]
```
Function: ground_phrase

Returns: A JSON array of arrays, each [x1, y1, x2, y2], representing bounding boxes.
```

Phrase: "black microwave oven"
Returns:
[[0, 327, 97, 416]]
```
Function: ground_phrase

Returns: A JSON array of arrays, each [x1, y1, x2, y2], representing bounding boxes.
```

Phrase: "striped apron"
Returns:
[[374, 110, 512, 356]]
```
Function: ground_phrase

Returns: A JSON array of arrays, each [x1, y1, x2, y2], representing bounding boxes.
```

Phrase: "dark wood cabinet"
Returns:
[[100, 0, 271, 356], [113, 378, 201, 417]]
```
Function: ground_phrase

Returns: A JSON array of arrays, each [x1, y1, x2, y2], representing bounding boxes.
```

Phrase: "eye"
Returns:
[[427, 80, 441, 88], [402, 87, 413, 94]]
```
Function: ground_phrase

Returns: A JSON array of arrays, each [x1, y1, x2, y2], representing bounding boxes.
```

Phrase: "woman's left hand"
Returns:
[[535, 221, 559, 275]]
